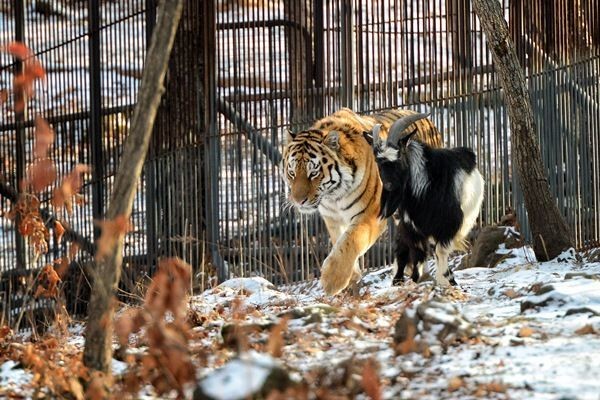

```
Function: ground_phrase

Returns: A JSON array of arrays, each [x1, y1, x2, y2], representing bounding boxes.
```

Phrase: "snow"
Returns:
[[199, 351, 279, 400], [0, 360, 32, 389], [187, 245, 600, 399], [1, 245, 596, 399]]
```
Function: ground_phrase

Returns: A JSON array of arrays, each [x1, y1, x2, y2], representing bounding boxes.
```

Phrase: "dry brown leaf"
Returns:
[[52, 164, 91, 214], [474, 381, 507, 396], [361, 359, 382, 400], [54, 220, 65, 243], [502, 288, 520, 299], [95, 215, 132, 261], [34, 264, 61, 298], [34, 117, 55, 158], [0, 88, 8, 104], [114, 308, 146, 346], [3, 42, 32, 60], [6, 42, 45, 113], [575, 324, 596, 335], [144, 257, 192, 320], [27, 158, 57, 192], [448, 376, 465, 392], [518, 326, 535, 338], [267, 317, 288, 358], [395, 322, 418, 355], [84, 371, 110, 400]]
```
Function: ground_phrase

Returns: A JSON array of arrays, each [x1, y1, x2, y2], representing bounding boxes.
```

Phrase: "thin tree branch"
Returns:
[[83, 0, 185, 374]]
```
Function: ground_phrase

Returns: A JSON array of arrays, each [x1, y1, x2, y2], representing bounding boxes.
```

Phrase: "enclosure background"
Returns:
[[0, 0, 599, 324]]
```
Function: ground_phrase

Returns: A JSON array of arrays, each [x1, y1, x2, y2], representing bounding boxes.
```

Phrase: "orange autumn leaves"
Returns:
[[1, 42, 45, 113], [115, 258, 195, 397], [26, 114, 91, 215], [1, 43, 91, 256]]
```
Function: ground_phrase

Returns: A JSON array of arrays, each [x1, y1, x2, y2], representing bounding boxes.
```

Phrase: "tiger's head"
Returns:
[[281, 129, 351, 214]]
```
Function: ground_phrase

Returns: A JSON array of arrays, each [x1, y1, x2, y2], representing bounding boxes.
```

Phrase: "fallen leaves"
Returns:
[[447, 376, 465, 392], [517, 326, 535, 338], [502, 288, 521, 299], [574, 324, 597, 335], [11, 339, 91, 400], [267, 317, 288, 358], [361, 359, 382, 400]]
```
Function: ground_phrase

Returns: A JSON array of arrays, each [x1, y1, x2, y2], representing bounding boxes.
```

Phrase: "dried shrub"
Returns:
[[115, 258, 196, 397]]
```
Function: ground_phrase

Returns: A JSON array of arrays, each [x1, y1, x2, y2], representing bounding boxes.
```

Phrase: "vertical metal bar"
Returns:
[[202, 0, 225, 282], [13, 0, 26, 270], [144, 0, 157, 273], [314, 0, 325, 116], [89, 0, 104, 235], [340, 0, 353, 107]]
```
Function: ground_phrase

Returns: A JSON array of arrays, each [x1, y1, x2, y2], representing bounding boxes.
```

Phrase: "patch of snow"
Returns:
[[199, 351, 278, 400], [112, 359, 128, 376], [218, 276, 276, 293], [0, 360, 32, 389]]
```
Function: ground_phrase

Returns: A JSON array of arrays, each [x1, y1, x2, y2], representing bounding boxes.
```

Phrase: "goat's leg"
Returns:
[[409, 242, 427, 283], [434, 243, 457, 287], [393, 245, 410, 285]]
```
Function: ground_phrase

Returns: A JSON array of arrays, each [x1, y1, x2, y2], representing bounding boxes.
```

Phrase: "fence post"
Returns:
[[284, 0, 314, 124], [13, 0, 26, 270], [88, 0, 104, 236], [340, 0, 353, 108], [202, 0, 226, 282], [144, 0, 157, 272]]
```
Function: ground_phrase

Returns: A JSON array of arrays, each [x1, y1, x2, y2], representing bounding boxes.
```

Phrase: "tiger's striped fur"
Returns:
[[281, 108, 442, 295]]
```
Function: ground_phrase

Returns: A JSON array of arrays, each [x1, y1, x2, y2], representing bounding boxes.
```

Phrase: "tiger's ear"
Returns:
[[286, 128, 296, 143], [324, 131, 340, 151]]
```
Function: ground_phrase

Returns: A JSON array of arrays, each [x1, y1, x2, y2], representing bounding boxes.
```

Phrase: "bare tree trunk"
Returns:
[[472, 0, 574, 260], [83, 0, 184, 374]]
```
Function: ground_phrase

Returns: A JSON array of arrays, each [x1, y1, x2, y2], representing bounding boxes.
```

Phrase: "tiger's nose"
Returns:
[[290, 176, 311, 205], [290, 192, 309, 205]]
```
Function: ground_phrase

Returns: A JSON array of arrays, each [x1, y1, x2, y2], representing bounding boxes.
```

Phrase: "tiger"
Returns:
[[281, 108, 442, 295]]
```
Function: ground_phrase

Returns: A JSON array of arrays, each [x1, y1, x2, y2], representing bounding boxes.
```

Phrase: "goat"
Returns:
[[368, 113, 484, 287]]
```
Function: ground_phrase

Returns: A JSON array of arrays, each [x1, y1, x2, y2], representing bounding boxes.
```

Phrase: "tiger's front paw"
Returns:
[[319, 256, 354, 296]]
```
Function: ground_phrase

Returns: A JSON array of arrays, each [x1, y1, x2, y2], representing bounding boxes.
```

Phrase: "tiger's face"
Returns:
[[281, 130, 344, 214]]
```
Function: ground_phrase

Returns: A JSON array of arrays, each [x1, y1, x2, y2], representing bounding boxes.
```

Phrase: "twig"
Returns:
[[83, 0, 185, 375]]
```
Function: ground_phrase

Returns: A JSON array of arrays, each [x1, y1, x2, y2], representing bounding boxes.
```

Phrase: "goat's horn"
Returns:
[[372, 124, 382, 148], [387, 113, 429, 146]]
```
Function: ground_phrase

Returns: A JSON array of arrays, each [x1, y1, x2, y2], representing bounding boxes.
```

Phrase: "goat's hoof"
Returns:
[[392, 277, 404, 286], [450, 277, 458, 286]]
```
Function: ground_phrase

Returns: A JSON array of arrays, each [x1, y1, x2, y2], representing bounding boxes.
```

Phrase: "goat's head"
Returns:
[[367, 113, 429, 191]]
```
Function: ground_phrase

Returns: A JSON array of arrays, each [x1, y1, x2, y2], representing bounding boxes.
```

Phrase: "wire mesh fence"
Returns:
[[0, 0, 599, 326]]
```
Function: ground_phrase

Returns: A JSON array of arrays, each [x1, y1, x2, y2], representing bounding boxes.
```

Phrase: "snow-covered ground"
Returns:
[[4, 244, 598, 399], [187, 246, 600, 399]]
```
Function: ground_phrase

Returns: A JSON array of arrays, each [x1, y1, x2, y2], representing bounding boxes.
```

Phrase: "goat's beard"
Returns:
[[380, 188, 404, 219]]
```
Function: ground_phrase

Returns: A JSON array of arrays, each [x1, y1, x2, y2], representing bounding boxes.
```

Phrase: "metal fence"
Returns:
[[0, 0, 599, 325]]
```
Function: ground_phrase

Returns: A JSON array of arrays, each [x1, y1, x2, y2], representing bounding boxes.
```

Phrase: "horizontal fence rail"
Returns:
[[0, 0, 599, 327]]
